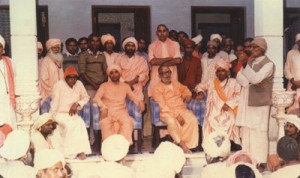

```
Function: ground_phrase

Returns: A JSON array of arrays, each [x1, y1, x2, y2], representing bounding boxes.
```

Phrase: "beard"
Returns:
[[125, 49, 135, 56], [48, 50, 63, 63]]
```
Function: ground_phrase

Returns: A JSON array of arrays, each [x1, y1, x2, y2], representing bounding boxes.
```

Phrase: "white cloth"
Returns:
[[229, 53, 237, 62], [34, 149, 65, 171], [202, 50, 229, 61], [97, 161, 134, 178], [31, 130, 62, 153], [0, 160, 36, 178], [235, 56, 274, 163], [0, 59, 17, 128], [200, 55, 223, 84], [50, 80, 91, 158], [103, 51, 119, 67], [269, 164, 300, 178], [284, 49, 300, 112], [201, 162, 227, 178], [101, 134, 129, 162]]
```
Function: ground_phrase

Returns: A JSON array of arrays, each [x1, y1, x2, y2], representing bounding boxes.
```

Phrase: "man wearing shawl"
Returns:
[[31, 113, 61, 153], [236, 37, 274, 169], [152, 65, 199, 153], [148, 24, 182, 97], [0, 35, 17, 128], [93, 65, 145, 144], [114, 37, 149, 101], [101, 33, 119, 67], [195, 59, 241, 146], [40, 38, 64, 113], [50, 66, 91, 159]]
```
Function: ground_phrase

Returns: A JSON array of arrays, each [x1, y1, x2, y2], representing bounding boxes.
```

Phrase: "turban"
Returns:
[[45, 38, 61, 51], [202, 130, 231, 159], [215, 59, 232, 71], [106, 64, 122, 76], [183, 39, 195, 47], [226, 151, 257, 166], [122, 37, 138, 50], [101, 134, 129, 161], [0, 130, 30, 160], [33, 113, 53, 130], [153, 141, 186, 173], [101, 34, 116, 46], [207, 40, 217, 48], [34, 149, 65, 171], [210, 34, 222, 42], [277, 136, 299, 161], [0, 35, 5, 49], [192, 34, 203, 45], [295, 33, 300, 42], [37, 41, 43, 50], [285, 114, 300, 130], [251, 37, 267, 51], [64, 66, 79, 78]]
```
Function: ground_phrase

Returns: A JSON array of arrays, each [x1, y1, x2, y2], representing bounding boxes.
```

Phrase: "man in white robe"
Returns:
[[0, 35, 17, 128], [195, 60, 241, 146], [51, 66, 91, 159], [236, 37, 274, 169], [101, 33, 119, 67]]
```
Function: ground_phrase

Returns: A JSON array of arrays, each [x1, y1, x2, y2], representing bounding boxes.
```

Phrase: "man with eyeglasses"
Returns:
[[236, 37, 274, 171], [152, 64, 199, 153]]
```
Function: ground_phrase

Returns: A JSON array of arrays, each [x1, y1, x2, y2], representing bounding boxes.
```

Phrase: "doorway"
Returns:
[[92, 6, 150, 52]]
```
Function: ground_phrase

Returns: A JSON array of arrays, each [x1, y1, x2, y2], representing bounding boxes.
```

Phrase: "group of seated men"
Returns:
[[0, 22, 300, 176]]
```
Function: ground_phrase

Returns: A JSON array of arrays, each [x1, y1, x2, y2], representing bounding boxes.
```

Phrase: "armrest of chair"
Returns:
[[126, 98, 142, 129]]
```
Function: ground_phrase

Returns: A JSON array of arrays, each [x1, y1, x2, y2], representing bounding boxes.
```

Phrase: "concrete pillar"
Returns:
[[9, 0, 40, 133]]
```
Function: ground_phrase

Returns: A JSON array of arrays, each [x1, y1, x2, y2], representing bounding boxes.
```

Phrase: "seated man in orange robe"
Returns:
[[93, 65, 145, 145], [152, 65, 199, 153]]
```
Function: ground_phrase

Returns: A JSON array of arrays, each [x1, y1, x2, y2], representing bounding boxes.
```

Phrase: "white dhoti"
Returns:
[[54, 113, 91, 158]]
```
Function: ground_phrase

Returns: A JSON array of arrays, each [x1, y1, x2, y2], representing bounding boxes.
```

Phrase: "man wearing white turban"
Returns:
[[101, 33, 119, 67], [202, 33, 229, 60], [236, 37, 274, 170], [114, 37, 149, 101], [285, 33, 300, 113], [31, 113, 61, 153], [195, 59, 241, 147], [0, 130, 36, 178], [93, 65, 145, 144], [35, 149, 66, 178], [40, 38, 64, 113], [0, 34, 17, 128]]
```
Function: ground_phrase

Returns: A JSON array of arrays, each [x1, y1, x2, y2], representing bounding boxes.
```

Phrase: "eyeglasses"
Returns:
[[159, 70, 172, 75]]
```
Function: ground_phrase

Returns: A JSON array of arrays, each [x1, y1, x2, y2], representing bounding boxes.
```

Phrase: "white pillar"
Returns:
[[254, 0, 295, 154], [9, 0, 40, 133]]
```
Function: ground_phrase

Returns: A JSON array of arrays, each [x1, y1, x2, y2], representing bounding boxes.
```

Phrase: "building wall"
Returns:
[[0, 0, 300, 43]]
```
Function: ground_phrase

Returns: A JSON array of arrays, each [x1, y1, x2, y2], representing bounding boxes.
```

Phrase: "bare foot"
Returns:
[[178, 141, 192, 154], [76, 152, 86, 160]]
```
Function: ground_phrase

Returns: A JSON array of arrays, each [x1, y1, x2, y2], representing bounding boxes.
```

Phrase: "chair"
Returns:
[[150, 98, 205, 148]]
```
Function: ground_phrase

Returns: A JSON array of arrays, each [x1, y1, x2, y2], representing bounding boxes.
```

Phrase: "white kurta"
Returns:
[[51, 80, 91, 158], [200, 55, 223, 84], [235, 55, 274, 163], [0, 160, 36, 178], [284, 49, 300, 112], [103, 51, 119, 67], [0, 59, 17, 128], [269, 164, 300, 178], [96, 161, 134, 178], [31, 130, 62, 153]]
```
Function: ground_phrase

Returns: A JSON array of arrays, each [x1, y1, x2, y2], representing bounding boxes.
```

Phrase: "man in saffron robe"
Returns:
[[114, 37, 149, 100], [93, 65, 145, 144], [40, 38, 64, 113], [51, 66, 91, 159], [0, 35, 17, 128], [152, 65, 199, 153], [148, 24, 182, 97], [195, 60, 241, 146]]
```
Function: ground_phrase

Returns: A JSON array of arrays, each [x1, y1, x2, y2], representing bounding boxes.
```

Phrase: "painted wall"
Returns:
[[0, 0, 300, 43]]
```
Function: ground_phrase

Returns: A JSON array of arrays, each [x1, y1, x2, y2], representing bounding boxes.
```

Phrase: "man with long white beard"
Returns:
[[40, 39, 64, 113]]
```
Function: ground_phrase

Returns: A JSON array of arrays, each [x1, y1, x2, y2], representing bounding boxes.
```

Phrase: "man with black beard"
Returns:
[[40, 39, 64, 113], [114, 37, 149, 101]]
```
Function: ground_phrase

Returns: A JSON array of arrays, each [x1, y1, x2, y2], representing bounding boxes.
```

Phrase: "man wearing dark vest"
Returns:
[[235, 37, 274, 171]]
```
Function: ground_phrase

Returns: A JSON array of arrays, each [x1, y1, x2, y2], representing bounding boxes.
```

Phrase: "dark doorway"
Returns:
[[191, 7, 245, 48], [92, 6, 151, 53]]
